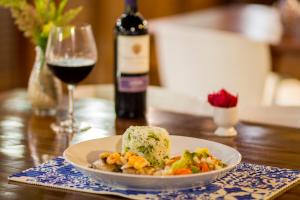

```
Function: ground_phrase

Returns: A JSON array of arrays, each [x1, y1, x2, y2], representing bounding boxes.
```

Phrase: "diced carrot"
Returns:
[[198, 163, 210, 172], [173, 168, 192, 175]]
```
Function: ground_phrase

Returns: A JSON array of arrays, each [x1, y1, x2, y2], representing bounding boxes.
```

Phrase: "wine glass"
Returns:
[[46, 24, 97, 135]]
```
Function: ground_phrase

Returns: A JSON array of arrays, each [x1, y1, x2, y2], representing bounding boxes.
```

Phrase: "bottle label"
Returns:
[[117, 35, 149, 74], [118, 75, 149, 92]]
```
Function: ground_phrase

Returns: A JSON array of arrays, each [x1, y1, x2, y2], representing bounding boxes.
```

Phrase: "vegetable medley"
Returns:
[[165, 147, 227, 175], [91, 147, 226, 176]]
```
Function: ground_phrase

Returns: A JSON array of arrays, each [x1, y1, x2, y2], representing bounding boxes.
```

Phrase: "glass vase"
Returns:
[[28, 46, 62, 116]]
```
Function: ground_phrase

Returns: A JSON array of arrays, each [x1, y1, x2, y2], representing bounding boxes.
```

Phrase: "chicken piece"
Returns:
[[165, 156, 181, 166], [91, 159, 115, 172], [126, 155, 150, 170], [99, 152, 111, 159], [106, 152, 122, 165], [124, 152, 136, 160], [140, 167, 156, 175]]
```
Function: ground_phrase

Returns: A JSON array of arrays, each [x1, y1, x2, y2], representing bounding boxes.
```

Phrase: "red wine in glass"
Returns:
[[48, 58, 95, 84]]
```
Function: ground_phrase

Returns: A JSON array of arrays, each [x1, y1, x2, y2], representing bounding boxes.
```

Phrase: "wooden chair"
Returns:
[[151, 22, 271, 107]]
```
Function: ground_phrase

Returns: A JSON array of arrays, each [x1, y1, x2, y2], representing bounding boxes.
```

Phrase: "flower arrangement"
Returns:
[[208, 89, 238, 108], [0, 0, 82, 116], [0, 0, 82, 52]]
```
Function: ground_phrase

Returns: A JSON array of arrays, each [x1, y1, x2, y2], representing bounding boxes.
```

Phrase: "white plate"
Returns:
[[63, 135, 241, 190]]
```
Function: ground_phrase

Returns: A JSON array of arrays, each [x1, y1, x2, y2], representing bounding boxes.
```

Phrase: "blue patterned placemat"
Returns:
[[8, 157, 300, 200]]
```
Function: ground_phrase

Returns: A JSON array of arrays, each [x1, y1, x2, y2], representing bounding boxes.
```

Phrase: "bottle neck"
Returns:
[[125, 0, 138, 13]]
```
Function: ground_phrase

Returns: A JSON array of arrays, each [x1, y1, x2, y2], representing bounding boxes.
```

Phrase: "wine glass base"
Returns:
[[51, 120, 91, 134], [33, 108, 56, 117]]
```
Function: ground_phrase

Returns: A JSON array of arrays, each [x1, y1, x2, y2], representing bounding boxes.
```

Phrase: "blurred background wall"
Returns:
[[0, 0, 280, 91]]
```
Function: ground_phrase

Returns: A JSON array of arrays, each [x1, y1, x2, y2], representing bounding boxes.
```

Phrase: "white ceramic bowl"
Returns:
[[63, 135, 241, 190]]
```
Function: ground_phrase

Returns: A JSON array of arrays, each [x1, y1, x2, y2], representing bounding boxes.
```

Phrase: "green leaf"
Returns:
[[58, 6, 82, 25], [48, 1, 56, 20], [34, 0, 46, 14], [34, 0, 53, 21], [57, 0, 68, 16], [41, 21, 54, 38], [0, 0, 25, 9]]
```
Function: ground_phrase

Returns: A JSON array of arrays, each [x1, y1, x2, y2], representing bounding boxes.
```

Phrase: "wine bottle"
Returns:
[[114, 0, 149, 119]]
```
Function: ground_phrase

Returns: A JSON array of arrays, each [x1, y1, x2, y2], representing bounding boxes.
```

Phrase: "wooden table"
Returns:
[[0, 89, 299, 200]]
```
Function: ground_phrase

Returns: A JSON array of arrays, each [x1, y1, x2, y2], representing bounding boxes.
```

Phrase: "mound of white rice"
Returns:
[[122, 126, 170, 167]]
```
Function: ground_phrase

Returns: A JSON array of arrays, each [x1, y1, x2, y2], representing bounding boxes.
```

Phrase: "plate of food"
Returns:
[[63, 126, 241, 190]]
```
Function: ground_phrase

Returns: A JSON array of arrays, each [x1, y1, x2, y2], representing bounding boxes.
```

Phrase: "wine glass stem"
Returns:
[[67, 84, 75, 131]]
